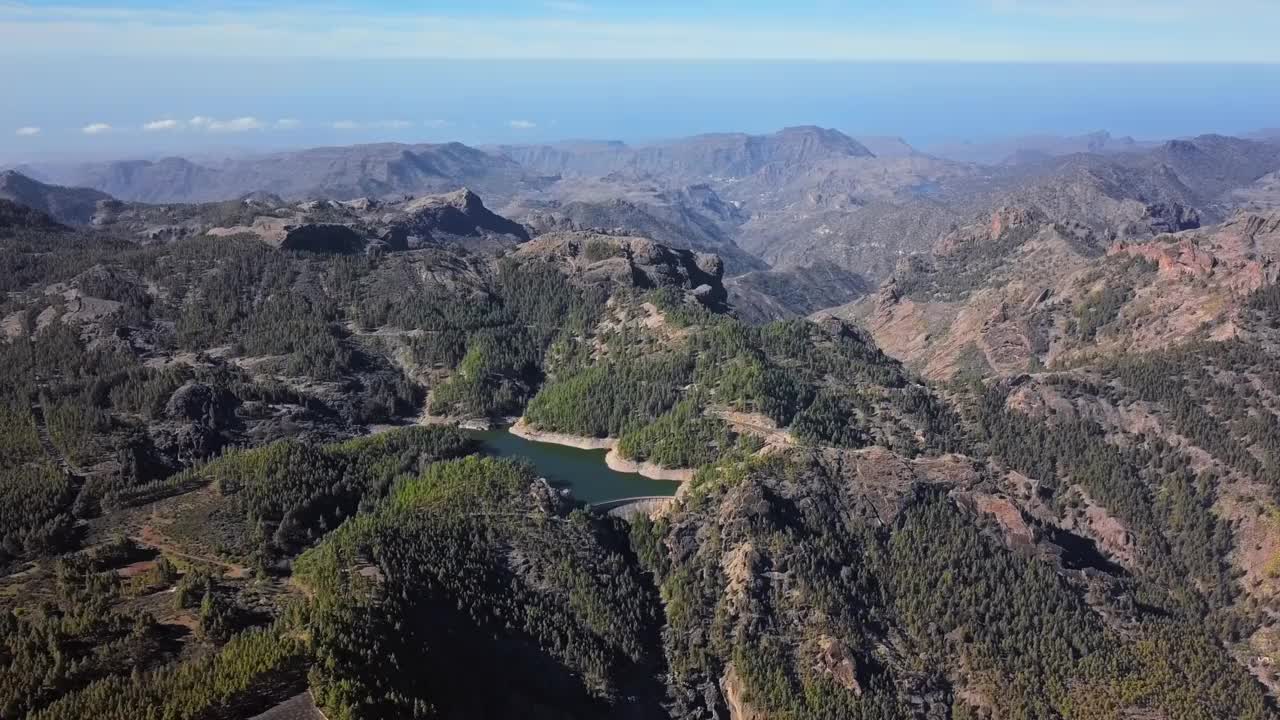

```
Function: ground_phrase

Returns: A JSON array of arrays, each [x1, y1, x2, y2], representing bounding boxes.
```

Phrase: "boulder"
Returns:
[[165, 382, 239, 426]]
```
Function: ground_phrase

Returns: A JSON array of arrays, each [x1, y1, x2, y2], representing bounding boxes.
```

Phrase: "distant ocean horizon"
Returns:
[[5, 60, 1280, 162]]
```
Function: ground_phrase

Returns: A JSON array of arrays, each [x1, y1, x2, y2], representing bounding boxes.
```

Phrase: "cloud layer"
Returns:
[[9, 117, 501, 140], [137, 116, 298, 133], [143, 119, 181, 131], [190, 116, 263, 132]]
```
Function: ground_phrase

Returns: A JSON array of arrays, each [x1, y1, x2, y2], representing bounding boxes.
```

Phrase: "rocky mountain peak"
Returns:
[[756, 126, 875, 168], [394, 188, 529, 250], [989, 205, 1045, 237], [0, 170, 37, 195], [774, 125, 876, 158], [405, 186, 484, 214]]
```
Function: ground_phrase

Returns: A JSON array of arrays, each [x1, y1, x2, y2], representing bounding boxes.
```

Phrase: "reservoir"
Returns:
[[468, 428, 680, 505]]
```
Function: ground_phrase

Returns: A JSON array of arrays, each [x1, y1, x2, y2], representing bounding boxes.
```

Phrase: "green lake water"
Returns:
[[467, 429, 679, 506]]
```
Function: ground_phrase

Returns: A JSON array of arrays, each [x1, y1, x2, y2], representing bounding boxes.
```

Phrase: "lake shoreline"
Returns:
[[603, 450, 695, 482], [508, 417, 692, 482], [508, 417, 616, 450]]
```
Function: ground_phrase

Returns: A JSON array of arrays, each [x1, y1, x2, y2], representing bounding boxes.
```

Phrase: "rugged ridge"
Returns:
[[93, 187, 530, 254], [497, 126, 875, 180], [837, 207, 1280, 380], [0, 170, 112, 225]]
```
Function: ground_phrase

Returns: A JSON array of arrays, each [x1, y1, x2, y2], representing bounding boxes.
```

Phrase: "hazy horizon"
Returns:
[[5, 59, 1280, 165], [6, 1, 1280, 162]]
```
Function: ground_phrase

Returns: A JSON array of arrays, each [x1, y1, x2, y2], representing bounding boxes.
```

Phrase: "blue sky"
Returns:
[[4, 0, 1279, 62], [3, 2, 1280, 160]]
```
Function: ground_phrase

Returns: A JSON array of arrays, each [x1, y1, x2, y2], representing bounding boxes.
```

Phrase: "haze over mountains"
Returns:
[[12, 124, 1280, 322]]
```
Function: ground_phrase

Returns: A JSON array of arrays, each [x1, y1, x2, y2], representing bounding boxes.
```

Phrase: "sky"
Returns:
[[3, 1, 1280, 160]]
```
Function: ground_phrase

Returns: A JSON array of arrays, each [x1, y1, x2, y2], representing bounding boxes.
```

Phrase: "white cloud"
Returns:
[[330, 120, 359, 130], [424, 119, 452, 129], [142, 118, 181, 131], [81, 122, 111, 135], [274, 118, 301, 129], [213, 116, 262, 132], [15, 126, 40, 136], [508, 119, 537, 130], [190, 115, 263, 132]]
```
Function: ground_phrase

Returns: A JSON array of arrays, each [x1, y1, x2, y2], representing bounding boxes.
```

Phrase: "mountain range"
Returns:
[[12, 125, 1280, 320]]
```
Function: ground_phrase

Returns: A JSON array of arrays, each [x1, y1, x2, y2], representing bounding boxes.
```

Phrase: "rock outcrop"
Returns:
[[516, 231, 728, 309], [154, 382, 242, 461], [387, 188, 529, 251]]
